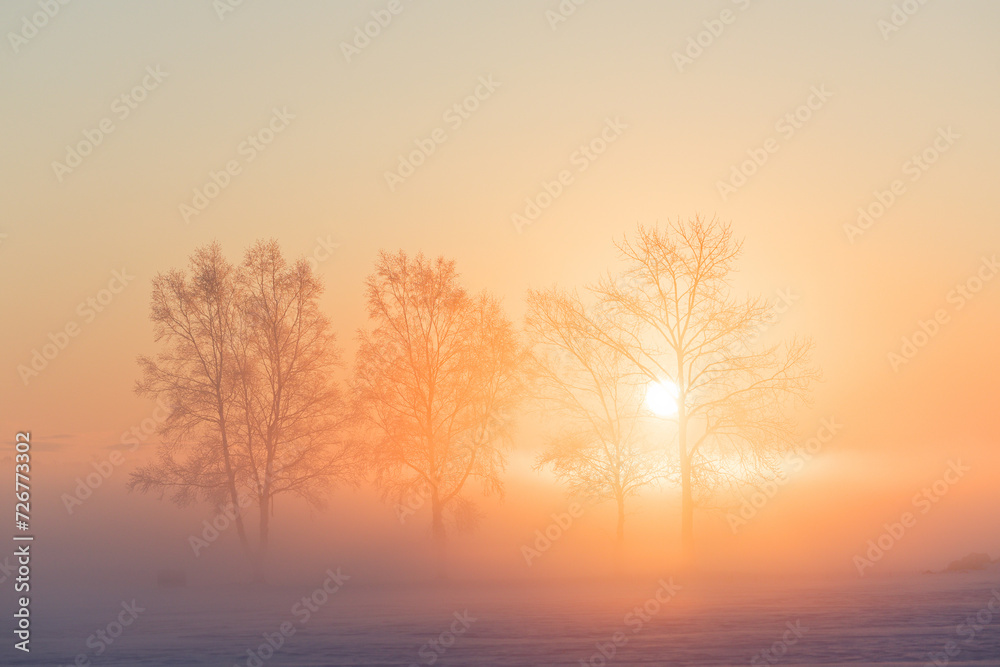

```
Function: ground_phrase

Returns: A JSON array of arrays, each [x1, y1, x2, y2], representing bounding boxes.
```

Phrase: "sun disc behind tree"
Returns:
[[645, 379, 680, 418]]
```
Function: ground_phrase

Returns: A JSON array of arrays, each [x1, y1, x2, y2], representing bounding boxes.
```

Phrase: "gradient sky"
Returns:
[[2, 0, 999, 583]]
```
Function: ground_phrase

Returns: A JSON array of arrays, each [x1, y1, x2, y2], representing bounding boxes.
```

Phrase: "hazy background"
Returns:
[[2, 0, 999, 594]]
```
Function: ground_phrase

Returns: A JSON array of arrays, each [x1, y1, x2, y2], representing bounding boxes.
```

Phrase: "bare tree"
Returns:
[[130, 243, 251, 554], [232, 240, 355, 557], [592, 217, 819, 563], [129, 240, 355, 578], [353, 251, 524, 561], [525, 287, 667, 546]]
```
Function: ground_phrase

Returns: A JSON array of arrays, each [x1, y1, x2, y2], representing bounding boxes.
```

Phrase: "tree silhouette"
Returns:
[[592, 217, 819, 563], [128, 240, 356, 578], [353, 251, 525, 563], [525, 287, 668, 547]]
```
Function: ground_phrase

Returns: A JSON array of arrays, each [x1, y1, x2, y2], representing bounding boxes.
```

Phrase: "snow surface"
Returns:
[[6, 571, 1000, 666]]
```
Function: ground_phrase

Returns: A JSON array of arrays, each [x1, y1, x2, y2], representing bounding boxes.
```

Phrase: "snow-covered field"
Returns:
[[8, 571, 1000, 666]]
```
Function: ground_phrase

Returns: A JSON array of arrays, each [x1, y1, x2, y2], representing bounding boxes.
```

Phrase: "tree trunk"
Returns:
[[430, 490, 447, 581], [616, 494, 625, 544], [255, 489, 270, 583], [680, 461, 694, 567], [217, 400, 254, 576], [221, 447, 250, 554], [614, 493, 626, 576], [677, 403, 694, 569], [258, 499, 270, 552]]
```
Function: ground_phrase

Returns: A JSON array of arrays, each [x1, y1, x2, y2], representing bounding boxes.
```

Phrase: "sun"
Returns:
[[645, 379, 679, 417]]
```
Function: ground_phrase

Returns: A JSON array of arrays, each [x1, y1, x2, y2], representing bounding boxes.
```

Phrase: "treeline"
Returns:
[[129, 216, 817, 577]]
